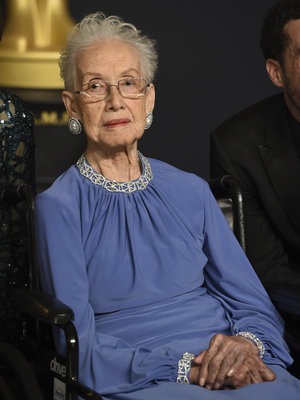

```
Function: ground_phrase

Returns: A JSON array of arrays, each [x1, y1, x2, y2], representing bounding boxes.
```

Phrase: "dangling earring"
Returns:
[[145, 112, 153, 130], [68, 117, 82, 135]]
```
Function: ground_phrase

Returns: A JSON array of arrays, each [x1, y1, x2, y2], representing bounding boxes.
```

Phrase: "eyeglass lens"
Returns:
[[85, 78, 146, 98]]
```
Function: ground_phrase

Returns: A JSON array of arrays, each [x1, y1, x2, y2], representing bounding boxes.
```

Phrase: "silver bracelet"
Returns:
[[176, 352, 195, 384], [236, 331, 265, 358]]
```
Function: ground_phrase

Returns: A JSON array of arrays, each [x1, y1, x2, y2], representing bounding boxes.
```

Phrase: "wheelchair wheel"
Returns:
[[0, 342, 44, 400]]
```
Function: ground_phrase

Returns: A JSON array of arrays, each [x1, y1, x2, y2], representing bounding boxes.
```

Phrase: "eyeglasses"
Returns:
[[68, 77, 149, 103]]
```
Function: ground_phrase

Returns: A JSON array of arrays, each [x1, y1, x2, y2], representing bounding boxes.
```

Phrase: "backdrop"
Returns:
[[1, 0, 279, 190]]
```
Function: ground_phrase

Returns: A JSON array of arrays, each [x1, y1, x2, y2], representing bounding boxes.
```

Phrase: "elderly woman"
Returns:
[[34, 11, 300, 400]]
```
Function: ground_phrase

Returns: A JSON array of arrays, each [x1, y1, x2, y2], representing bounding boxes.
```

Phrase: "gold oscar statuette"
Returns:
[[0, 0, 75, 89]]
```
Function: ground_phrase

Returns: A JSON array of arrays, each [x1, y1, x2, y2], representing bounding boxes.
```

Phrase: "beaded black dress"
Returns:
[[0, 89, 35, 341]]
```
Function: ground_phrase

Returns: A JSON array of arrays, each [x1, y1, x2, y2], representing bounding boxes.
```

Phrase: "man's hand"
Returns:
[[189, 333, 275, 390]]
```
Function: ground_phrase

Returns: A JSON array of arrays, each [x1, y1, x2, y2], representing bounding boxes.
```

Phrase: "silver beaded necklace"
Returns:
[[76, 151, 153, 193]]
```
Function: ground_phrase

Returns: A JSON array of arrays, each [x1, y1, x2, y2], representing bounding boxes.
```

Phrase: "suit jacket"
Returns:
[[210, 93, 300, 289]]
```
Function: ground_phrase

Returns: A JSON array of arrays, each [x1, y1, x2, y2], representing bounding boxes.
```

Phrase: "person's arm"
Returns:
[[210, 130, 290, 289], [34, 192, 181, 395], [201, 182, 292, 367], [189, 183, 292, 389]]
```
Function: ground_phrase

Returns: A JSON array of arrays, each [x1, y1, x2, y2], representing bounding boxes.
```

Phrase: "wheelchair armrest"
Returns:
[[11, 288, 102, 399], [11, 287, 74, 326], [269, 284, 300, 316]]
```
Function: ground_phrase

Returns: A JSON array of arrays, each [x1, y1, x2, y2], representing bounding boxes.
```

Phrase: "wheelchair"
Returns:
[[0, 176, 299, 399]]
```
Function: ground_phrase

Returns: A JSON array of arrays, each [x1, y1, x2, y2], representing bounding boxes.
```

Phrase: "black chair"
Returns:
[[208, 175, 300, 378]]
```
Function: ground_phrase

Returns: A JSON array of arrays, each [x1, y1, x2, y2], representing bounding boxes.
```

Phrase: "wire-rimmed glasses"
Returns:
[[68, 77, 149, 103]]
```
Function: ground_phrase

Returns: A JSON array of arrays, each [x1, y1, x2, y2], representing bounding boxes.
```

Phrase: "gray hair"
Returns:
[[59, 12, 158, 89]]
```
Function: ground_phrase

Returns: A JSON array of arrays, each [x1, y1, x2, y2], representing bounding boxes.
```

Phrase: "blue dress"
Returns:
[[34, 153, 300, 399]]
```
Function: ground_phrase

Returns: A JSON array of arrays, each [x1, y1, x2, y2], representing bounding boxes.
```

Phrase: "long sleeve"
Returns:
[[201, 182, 292, 367], [34, 191, 180, 395], [210, 129, 293, 289]]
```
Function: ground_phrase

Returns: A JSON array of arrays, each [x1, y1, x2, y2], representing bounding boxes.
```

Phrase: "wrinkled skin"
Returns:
[[190, 333, 276, 390]]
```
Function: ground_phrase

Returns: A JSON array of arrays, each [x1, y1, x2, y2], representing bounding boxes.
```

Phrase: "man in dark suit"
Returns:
[[210, 0, 300, 291]]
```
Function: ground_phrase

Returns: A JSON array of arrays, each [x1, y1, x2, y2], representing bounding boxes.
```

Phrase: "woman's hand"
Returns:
[[189, 333, 275, 390]]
